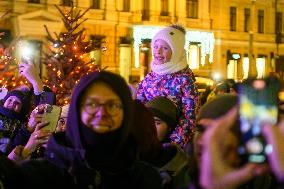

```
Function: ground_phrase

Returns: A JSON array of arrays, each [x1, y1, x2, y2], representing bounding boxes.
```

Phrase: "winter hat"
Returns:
[[151, 25, 186, 63], [146, 96, 178, 131], [3, 90, 31, 117], [215, 82, 230, 93], [197, 94, 239, 137]]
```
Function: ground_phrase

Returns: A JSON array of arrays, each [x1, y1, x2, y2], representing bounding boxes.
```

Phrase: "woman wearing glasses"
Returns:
[[19, 71, 162, 189]]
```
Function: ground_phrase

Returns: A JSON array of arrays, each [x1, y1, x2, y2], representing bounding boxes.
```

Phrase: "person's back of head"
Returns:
[[215, 82, 230, 95], [132, 100, 163, 163], [194, 94, 240, 166]]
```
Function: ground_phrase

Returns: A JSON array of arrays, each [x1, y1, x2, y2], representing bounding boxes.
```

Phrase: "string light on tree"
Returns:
[[42, 4, 104, 105]]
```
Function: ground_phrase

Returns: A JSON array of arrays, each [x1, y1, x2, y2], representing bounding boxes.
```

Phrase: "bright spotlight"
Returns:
[[21, 45, 33, 59], [19, 41, 33, 59], [213, 72, 221, 81]]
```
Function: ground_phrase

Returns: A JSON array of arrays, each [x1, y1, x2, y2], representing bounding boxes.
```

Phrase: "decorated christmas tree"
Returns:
[[43, 5, 103, 105]]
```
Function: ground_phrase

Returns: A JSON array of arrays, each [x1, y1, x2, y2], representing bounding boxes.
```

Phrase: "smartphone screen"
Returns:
[[238, 77, 279, 163], [41, 105, 62, 132]]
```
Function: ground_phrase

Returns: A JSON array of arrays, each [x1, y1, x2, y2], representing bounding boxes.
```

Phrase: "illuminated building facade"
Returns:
[[0, 0, 283, 82]]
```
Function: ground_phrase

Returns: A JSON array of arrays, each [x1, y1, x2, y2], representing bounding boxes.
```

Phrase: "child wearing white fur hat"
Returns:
[[137, 24, 199, 149]]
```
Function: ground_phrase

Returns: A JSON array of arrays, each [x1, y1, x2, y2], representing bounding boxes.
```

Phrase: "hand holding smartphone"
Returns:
[[238, 77, 280, 163], [34, 104, 62, 132]]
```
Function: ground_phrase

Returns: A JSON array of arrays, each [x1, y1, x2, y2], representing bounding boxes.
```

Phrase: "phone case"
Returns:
[[238, 77, 280, 163], [41, 105, 62, 132]]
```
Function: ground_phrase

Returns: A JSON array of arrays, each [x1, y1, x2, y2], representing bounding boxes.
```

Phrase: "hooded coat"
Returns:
[[20, 71, 162, 189], [0, 90, 31, 154]]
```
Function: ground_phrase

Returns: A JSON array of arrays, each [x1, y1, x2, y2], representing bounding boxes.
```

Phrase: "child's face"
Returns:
[[154, 116, 169, 141], [152, 39, 172, 65], [4, 96, 22, 113]]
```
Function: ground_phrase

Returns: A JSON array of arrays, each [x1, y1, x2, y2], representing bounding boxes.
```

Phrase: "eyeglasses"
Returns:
[[82, 100, 123, 116]]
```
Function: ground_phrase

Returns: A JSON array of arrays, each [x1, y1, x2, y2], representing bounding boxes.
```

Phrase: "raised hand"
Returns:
[[19, 58, 43, 94], [262, 122, 284, 182], [22, 122, 52, 158], [199, 107, 268, 189]]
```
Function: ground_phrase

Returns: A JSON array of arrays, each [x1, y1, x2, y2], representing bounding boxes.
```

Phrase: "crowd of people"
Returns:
[[0, 24, 284, 189]]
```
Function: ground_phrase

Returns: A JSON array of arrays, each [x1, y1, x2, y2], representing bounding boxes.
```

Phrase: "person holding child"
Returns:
[[137, 24, 199, 148]]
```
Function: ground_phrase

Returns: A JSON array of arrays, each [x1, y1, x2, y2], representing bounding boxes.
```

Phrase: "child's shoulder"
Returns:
[[173, 69, 196, 81]]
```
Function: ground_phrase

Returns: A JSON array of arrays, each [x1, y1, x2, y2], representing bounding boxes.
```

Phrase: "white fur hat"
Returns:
[[151, 26, 185, 63]]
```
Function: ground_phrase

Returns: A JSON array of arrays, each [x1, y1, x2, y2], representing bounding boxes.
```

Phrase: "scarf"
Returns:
[[151, 53, 188, 75], [80, 125, 133, 172], [0, 106, 24, 121]]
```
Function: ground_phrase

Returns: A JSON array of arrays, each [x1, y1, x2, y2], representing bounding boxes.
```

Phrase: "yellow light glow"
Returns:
[[188, 45, 199, 69], [243, 57, 249, 79], [256, 57, 266, 78]]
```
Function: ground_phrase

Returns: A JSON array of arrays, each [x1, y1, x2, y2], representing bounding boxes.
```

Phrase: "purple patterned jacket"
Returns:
[[137, 68, 199, 148]]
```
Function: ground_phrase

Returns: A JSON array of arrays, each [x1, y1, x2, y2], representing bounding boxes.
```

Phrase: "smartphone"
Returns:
[[40, 104, 62, 132], [238, 77, 280, 163]]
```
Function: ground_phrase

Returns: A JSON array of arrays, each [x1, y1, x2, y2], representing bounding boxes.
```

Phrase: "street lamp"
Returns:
[[248, 0, 257, 78]]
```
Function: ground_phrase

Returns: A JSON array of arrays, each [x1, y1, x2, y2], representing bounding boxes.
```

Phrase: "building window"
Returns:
[[244, 8, 250, 32], [276, 12, 283, 33], [90, 35, 105, 66], [62, 0, 72, 6], [258, 10, 264, 33], [160, 0, 169, 16], [122, 0, 130, 12], [256, 56, 266, 78], [142, 0, 150, 21], [186, 0, 198, 18], [243, 56, 249, 79], [188, 43, 200, 69], [28, 0, 40, 3], [230, 7, 237, 31], [91, 0, 100, 9]]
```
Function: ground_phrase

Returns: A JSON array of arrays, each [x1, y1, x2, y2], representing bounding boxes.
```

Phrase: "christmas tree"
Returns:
[[43, 5, 103, 105]]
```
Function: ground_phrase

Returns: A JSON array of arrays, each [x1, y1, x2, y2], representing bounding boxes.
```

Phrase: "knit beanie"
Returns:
[[145, 96, 178, 131], [151, 25, 186, 63], [3, 90, 31, 117]]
